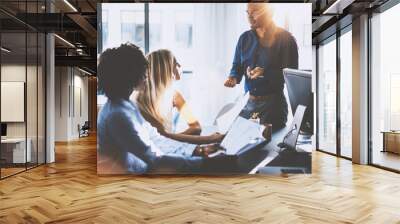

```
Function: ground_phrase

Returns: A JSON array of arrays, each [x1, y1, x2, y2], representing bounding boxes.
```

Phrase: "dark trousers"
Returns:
[[239, 92, 288, 130]]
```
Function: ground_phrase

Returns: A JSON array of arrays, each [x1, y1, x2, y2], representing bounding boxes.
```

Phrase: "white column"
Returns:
[[54, 67, 73, 141], [46, 33, 55, 163], [46, 1, 55, 163], [312, 45, 317, 150], [352, 14, 369, 164]]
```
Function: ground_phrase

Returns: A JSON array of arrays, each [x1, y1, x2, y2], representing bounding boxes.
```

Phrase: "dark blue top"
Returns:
[[229, 28, 299, 96]]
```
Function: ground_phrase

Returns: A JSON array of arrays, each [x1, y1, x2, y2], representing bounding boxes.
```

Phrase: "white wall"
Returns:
[[1, 63, 46, 164], [55, 67, 69, 141], [72, 73, 89, 138], [1, 65, 36, 138], [55, 67, 89, 141]]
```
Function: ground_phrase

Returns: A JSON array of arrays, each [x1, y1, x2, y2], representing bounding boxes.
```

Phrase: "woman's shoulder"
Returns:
[[104, 99, 140, 120]]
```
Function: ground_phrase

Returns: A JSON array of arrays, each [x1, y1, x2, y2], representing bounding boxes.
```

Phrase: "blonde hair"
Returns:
[[136, 49, 176, 128]]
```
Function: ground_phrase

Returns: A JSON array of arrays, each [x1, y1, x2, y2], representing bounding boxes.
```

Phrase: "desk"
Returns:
[[209, 125, 311, 174], [237, 127, 288, 174], [1, 138, 31, 164], [382, 131, 400, 154], [202, 126, 310, 174]]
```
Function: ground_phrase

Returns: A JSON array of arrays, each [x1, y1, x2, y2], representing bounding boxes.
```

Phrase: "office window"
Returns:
[[121, 11, 145, 49], [339, 29, 352, 158], [149, 4, 194, 72], [175, 12, 193, 48], [371, 3, 400, 171], [318, 37, 337, 154], [390, 75, 400, 128], [149, 11, 161, 50], [100, 4, 145, 51], [102, 10, 109, 49]]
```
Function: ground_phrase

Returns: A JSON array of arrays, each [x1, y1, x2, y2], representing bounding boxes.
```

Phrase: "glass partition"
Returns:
[[370, 3, 400, 171], [339, 28, 352, 158], [27, 31, 38, 169], [317, 37, 337, 155], [0, 1, 46, 179], [1, 31, 28, 178]]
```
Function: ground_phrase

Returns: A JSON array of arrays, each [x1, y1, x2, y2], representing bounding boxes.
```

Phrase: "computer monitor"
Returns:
[[1, 123, 7, 138], [283, 69, 313, 143]]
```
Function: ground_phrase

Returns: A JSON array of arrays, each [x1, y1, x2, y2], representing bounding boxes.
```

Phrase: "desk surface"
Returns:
[[1, 138, 26, 143], [196, 125, 311, 174], [238, 127, 288, 174], [219, 126, 312, 174], [199, 125, 286, 174], [381, 131, 400, 134]]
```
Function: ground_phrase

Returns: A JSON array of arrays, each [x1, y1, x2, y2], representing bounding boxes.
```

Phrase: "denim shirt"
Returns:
[[229, 28, 299, 96], [97, 98, 202, 174]]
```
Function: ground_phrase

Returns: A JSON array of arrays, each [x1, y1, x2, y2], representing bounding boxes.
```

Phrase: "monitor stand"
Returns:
[[279, 105, 307, 151]]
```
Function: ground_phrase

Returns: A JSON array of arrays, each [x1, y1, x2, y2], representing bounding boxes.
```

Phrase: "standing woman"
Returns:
[[136, 49, 223, 145]]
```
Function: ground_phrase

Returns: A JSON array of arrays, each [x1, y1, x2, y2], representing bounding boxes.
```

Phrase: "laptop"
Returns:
[[216, 93, 249, 134], [209, 116, 267, 158]]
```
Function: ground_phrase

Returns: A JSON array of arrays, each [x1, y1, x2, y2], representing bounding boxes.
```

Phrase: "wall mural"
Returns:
[[96, 3, 313, 175]]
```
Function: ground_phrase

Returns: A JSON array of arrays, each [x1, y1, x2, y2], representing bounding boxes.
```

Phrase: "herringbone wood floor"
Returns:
[[1, 135, 400, 224]]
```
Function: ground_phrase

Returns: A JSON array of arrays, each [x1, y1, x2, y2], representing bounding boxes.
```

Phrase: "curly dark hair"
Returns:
[[98, 43, 148, 99]]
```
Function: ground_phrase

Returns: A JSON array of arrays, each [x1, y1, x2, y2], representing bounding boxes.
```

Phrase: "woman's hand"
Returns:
[[193, 144, 222, 157], [181, 122, 202, 135], [173, 92, 186, 110], [210, 132, 225, 143]]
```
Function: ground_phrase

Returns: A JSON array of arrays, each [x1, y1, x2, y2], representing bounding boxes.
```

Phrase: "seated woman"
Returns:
[[136, 49, 223, 145], [97, 44, 207, 174]]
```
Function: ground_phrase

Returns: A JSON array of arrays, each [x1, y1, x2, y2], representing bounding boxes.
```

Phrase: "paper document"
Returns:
[[220, 116, 264, 155], [216, 92, 249, 134]]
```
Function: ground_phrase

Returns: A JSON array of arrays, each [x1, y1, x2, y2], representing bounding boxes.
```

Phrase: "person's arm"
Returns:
[[108, 110, 157, 167], [163, 131, 224, 145], [180, 122, 202, 135], [173, 91, 202, 135], [225, 35, 244, 87], [229, 35, 244, 82], [109, 110, 203, 173], [283, 33, 299, 69], [146, 113, 222, 145]]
